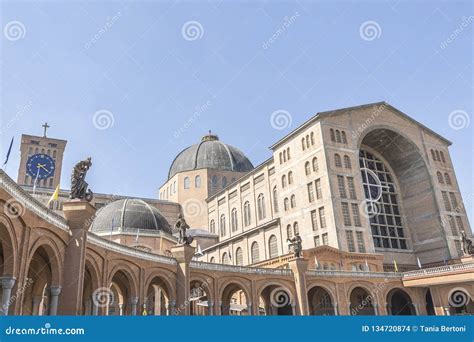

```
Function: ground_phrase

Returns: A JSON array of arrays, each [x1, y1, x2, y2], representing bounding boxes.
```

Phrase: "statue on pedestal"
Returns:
[[461, 230, 473, 256], [287, 233, 303, 258], [70, 157, 93, 202], [175, 214, 193, 245]]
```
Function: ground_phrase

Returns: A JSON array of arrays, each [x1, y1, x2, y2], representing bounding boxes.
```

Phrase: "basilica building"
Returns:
[[1, 102, 473, 316]]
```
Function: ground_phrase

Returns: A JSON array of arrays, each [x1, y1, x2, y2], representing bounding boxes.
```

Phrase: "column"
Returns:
[[246, 302, 252, 316], [60, 200, 96, 315], [288, 258, 310, 315], [32, 296, 43, 315], [91, 295, 99, 316], [0, 277, 16, 315], [49, 286, 62, 316], [208, 301, 214, 316], [171, 244, 195, 316], [130, 297, 139, 316], [84, 299, 92, 315]]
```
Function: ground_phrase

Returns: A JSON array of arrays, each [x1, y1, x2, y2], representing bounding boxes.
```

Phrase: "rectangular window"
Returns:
[[356, 231, 365, 253], [311, 210, 318, 231], [307, 183, 315, 203], [337, 175, 347, 198], [342, 202, 351, 226], [322, 233, 328, 246], [347, 177, 357, 200], [455, 216, 464, 232], [441, 191, 451, 211], [315, 178, 322, 200], [449, 192, 458, 209], [319, 207, 327, 229], [314, 235, 320, 247], [448, 216, 457, 235], [346, 230, 355, 252], [351, 203, 362, 227]]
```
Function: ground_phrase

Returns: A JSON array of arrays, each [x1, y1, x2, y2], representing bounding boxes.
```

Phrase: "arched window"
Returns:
[[435, 150, 441, 162], [288, 171, 293, 185], [184, 177, 190, 189], [335, 130, 342, 143], [290, 194, 296, 208], [231, 208, 238, 232], [268, 235, 278, 258], [244, 201, 251, 226], [210, 257, 215, 263], [431, 149, 437, 161], [287, 224, 293, 239], [279, 152, 283, 164], [440, 151, 446, 163], [293, 222, 299, 235], [282, 175, 287, 188], [251, 242, 260, 264], [444, 173, 452, 185], [344, 155, 351, 169], [305, 162, 311, 175], [220, 214, 226, 237], [173, 181, 177, 193], [235, 248, 243, 266], [312, 157, 318, 172], [222, 252, 229, 264], [211, 175, 218, 188], [306, 135, 310, 149], [287, 147, 291, 160], [283, 150, 287, 162], [284, 198, 289, 211], [437, 172, 444, 184], [210, 219, 216, 234], [302, 138, 306, 150], [257, 194, 266, 220], [222, 177, 228, 188], [273, 187, 279, 213], [341, 131, 347, 144], [335, 154, 342, 167], [195, 175, 201, 188], [330, 129, 336, 142], [310, 132, 315, 145]]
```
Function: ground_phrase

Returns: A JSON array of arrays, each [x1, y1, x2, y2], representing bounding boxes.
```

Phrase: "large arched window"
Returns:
[[211, 175, 218, 188], [210, 257, 215, 263], [344, 155, 351, 169], [360, 150, 407, 250], [257, 194, 266, 220], [210, 219, 216, 234], [284, 198, 289, 211], [444, 173, 452, 185], [231, 208, 238, 232], [282, 175, 287, 188], [437, 172, 444, 184], [288, 171, 294, 185], [290, 194, 296, 208], [312, 157, 318, 172], [341, 131, 347, 144], [310, 132, 315, 145], [305, 162, 311, 175], [293, 222, 299, 235], [330, 129, 336, 142], [335, 130, 342, 143], [222, 177, 228, 188], [335, 154, 342, 167], [273, 187, 279, 213], [287, 224, 293, 239], [222, 252, 229, 264], [195, 175, 201, 188], [220, 214, 226, 237], [268, 235, 278, 258], [251, 242, 259, 264], [243, 201, 251, 226], [235, 248, 243, 266], [184, 177, 190, 189]]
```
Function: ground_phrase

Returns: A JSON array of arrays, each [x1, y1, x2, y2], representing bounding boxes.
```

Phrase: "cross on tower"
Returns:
[[42, 122, 50, 137]]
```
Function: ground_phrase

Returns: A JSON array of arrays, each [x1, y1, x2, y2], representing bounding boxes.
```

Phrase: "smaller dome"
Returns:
[[90, 199, 172, 234]]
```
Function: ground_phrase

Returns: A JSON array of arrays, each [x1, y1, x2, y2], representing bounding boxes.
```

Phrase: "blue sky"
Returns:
[[1, 0, 472, 223]]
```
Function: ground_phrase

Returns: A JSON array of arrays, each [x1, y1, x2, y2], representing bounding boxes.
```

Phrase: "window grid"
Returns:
[[442, 191, 451, 211], [356, 231, 365, 252], [346, 231, 355, 252], [342, 202, 351, 226], [311, 210, 318, 231], [307, 183, 315, 203], [322, 233, 328, 246], [347, 177, 357, 200], [315, 179, 322, 199], [337, 175, 347, 198], [319, 207, 327, 229]]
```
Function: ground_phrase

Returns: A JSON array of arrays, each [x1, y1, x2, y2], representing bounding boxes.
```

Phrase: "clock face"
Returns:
[[26, 154, 55, 180]]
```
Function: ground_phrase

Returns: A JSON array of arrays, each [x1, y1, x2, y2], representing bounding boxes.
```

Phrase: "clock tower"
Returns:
[[17, 123, 67, 190]]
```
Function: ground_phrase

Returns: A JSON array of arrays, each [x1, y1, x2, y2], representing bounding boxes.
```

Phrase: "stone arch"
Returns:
[[386, 288, 416, 315], [27, 236, 64, 287], [307, 285, 336, 315], [143, 269, 176, 316], [347, 284, 376, 315], [219, 278, 251, 316], [357, 125, 448, 261], [82, 256, 101, 315], [189, 274, 214, 316], [0, 215, 19, 277], [107, 263, 139, 316], [257, 281, 294, 316]]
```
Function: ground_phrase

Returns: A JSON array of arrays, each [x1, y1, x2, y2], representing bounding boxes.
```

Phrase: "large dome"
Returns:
[[168, 133, 254, 179], [90, 199, 172, 234]]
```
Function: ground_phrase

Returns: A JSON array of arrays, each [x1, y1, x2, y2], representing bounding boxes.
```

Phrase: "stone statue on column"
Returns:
[[175, 214, 193, 245], [287, 233, 303, 258], [461, 230, 473, 255], [70, 157, 93, 202]]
